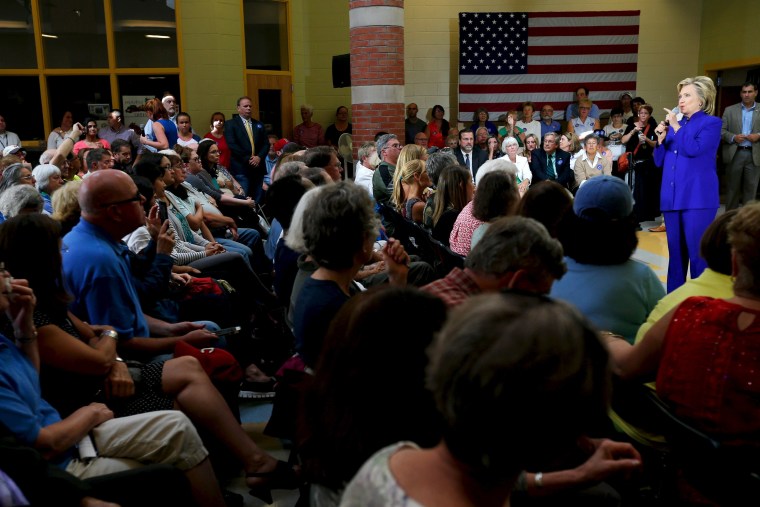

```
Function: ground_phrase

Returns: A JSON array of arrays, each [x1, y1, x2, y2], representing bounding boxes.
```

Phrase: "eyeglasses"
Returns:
[[189, 157, 200, 162], [19, 175, 34, 181], [387, 143, 402, 149], [160, 164, 172, 170], [99, 191, 142, 208]]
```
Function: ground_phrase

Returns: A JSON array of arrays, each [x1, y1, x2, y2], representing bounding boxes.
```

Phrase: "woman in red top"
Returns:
[[424, 105, 450, 149], [203, 111, 231, 169], [607, 202, 760, 457]]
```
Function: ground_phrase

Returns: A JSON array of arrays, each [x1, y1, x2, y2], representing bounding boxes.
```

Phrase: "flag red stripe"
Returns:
[[529, 25, 640, 36], [459, 81, 638, 94], [530, 44, 639, 55], [459, 100, 625, 112], [528, 63, 637, 74], [529, 11, 641, 18]]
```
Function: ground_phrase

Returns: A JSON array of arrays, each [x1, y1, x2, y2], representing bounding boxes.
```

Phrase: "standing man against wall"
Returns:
[[225, 96, 270, 198], [721, 82, 760, 210]]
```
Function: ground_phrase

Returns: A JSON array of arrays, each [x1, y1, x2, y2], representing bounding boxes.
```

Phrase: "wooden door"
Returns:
[[246, 73, 293, 139]]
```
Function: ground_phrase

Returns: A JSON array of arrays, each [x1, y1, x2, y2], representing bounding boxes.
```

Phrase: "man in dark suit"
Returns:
[[720, 81, 760, 210], [225, 96, 270, 198], [454, 130, 487, 182], [529, 132, 573, 189]]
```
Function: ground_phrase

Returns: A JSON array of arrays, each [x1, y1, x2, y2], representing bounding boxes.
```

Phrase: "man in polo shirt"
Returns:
[[62, 170, 218, 359], [98, 109, 142, 162], [421, 216, 566, 308]]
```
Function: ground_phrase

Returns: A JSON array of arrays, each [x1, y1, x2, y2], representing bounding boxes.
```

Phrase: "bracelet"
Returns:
[[100, 329, 119, 341], [16, 329, 38, 344], [534, 471, 544, 489]]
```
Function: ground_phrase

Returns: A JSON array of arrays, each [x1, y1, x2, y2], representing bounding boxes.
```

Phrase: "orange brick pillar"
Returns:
[[349, 0, 405, 159]]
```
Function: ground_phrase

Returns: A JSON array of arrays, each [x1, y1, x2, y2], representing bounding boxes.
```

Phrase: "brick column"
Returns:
[[349, 0, 405, 157]]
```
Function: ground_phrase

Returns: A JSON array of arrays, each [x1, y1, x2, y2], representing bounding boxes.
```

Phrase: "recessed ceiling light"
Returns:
[[42, 33, 58, 39], [145, 34, 171, 39]]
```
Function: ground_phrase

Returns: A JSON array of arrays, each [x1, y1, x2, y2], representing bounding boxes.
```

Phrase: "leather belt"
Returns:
[[737, 145, 753, 150]]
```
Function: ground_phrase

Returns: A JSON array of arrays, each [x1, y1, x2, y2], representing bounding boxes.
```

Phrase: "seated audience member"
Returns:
[[475, 126, 490, 152], [292, 181, 410, 368], [485, 134, 503, 160], [500, 136, 532, 196], [540, 104, 562, 139], [516, 101, 542, 143], [421, 150, 458, 229], [194, 139, 254, 210], [413, 132, 429, 150], [449, 158, 517, 256], [522, 132, 539, 165], [267, 174, 312, 308], [498, 110, 526, 150], [572, 133, 612, 191], [0, 270, 229, 506], [0, 185, 43, 219], [605, 203, 760, 502], [469, 107, 498, 136], [83, 147, 114, 177], [559, 131, 583, 170], [469, 170, 520, 249], [52, 179, 83, 235], [431, 165, 472, 246], [0, 215, 298, 502], [565, 86, 602, 120], [609, 210, 737, 450], [445, 133, 459, 150], [61, 170, 223, 359], [300, 287, 447, 505], [342, 292, 640, 506], [32, 164, 64, 214], [391, 159, 430, 224], [422, 216, 566, 308], [371, 134, 402, 205], [454, 130, 487, 182], [551, 176, 664, 342], [566, 99, 601, 136], [353, 141, 377, 196], [518, 180, 574, 238], [530, 132, 573, 189], [304, 145, 343, 182], [111, 138, 134, 173]]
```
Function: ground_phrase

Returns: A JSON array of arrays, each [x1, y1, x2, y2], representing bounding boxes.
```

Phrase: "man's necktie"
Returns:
[[244, 119, 255, 156], [548, 154, 556, 179], [465, 153, 471, 171]]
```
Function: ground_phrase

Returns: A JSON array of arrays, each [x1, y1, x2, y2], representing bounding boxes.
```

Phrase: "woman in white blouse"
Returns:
[[500, 136, 531, 196]]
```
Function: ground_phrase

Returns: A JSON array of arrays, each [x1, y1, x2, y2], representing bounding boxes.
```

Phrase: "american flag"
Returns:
[[458, 11, 640, 121]]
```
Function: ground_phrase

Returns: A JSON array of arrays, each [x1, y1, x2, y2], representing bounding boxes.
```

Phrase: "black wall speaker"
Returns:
[[332, 54, 351, 88]]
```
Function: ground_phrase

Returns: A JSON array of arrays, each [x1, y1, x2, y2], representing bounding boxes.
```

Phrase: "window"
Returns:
[[0, 2, 37, 68], [39, 0, 109, 68], [0, 77, 44, 141], [111, 0, 178, 68], [244, 0, 289, 71]]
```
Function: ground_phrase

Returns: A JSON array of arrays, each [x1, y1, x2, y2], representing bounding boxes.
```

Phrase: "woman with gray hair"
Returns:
[[500, 136, 532, 195], [291, 181, 410, 368], [32, 163, 64, 214], [0, 163, 36, 195], [0, 184, 43, 219]]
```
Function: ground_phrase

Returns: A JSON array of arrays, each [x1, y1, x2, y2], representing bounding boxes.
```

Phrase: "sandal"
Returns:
[[247, 460, 300, 504]]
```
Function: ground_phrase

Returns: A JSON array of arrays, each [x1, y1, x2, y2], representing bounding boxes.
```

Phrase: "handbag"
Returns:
[[618, 124, 651, 174]]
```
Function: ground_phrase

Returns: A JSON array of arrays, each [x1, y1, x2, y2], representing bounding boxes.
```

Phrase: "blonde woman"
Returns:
[[391, 159, 430, 224]]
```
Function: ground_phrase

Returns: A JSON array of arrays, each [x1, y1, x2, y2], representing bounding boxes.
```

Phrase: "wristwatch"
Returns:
[[100, 329, 119, 341]]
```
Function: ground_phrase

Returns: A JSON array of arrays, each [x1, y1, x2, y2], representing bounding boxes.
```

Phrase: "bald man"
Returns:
[[62, 170, 218, 359]]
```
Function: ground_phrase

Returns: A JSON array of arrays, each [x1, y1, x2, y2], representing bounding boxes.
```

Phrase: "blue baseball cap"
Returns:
[[573, 175, 633, 221]]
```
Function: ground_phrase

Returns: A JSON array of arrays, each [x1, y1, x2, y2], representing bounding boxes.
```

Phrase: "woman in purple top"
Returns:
[[654, 76, 722, 292]]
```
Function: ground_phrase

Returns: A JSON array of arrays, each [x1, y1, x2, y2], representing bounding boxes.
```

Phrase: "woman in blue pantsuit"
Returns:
[[654, 76, 722, 292]]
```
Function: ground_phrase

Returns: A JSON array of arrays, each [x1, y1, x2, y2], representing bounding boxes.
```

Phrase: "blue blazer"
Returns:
[[654, 110, 721, 211], [529, 148, 573, 189], [224, 115, 270, 176]]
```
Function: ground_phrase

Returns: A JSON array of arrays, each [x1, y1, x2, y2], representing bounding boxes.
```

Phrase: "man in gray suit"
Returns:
[[721, 82, 760, 210]]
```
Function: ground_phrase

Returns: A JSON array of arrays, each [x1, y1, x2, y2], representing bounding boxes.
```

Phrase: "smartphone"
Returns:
[[157, 201, 169, 222], [214, 326, 241, 337]]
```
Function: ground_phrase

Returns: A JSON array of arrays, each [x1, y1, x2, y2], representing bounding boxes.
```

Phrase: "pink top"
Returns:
[[73, 139, 111, 156], [448, 201, 482, 256], [293, 122, 324, 148]]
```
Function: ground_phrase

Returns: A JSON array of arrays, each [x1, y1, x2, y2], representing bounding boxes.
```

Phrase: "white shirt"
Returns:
[[500, 154, 532, 184], [515, 120, 541, 143], [354, 162, 374, 197]]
